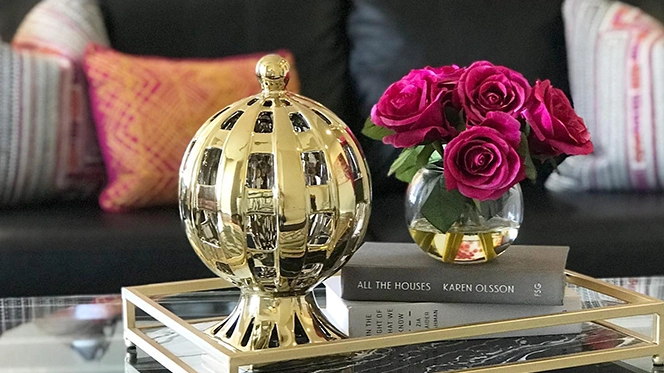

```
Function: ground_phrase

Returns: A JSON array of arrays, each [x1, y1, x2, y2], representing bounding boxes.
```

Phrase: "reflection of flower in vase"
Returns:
[[456, 242, 479, 260], [454, 234, 505, 261]]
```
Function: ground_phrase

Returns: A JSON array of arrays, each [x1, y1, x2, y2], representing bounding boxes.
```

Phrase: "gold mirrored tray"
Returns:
[[122, 271, 664, 373]]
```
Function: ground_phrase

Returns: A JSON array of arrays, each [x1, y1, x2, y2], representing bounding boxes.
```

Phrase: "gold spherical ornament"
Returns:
[[179, 55, 371, 351]]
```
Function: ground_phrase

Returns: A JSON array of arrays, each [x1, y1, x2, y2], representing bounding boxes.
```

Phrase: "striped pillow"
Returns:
[[547, 0, 664, 191], [12, 0, 110, 60], [5, 0, 110, 202], [0, 43, 70, 203]]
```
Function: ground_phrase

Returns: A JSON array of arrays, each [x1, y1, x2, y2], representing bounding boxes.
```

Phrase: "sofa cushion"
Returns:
[[517, 185, 664, 277], [0, 43, 69, 203], [547, 0, 664, 191], [0, 203, 207, 296], [83, 45, 300, 211], [9, 0, 110, 201], [98, 0, 358, 128], [13, 0, 110, 60]]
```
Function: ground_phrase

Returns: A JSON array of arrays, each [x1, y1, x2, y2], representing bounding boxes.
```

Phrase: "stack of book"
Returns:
[[324, 242, 581, 338]]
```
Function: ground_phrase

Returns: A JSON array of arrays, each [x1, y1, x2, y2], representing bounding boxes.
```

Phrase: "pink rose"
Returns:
[[371, 68, 459, 148], [425, 65, 466, 90], [426, 65, 466, 111], [444, 112, 526, 200], [522, 80, 594, 157], [454, 61, 531, 125]]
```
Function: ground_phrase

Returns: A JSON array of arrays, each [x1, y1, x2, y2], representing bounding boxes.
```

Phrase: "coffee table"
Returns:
[[1, 277, 663, 373]]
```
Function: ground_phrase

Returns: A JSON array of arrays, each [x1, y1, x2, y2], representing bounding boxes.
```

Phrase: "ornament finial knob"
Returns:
[[256, 54, 290, 92]]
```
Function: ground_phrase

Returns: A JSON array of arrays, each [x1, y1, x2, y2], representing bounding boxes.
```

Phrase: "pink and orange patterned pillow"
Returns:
[[83, 45, 300, 211]]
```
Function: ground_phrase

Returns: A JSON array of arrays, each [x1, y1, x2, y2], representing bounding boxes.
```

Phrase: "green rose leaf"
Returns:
[[420, 176, 467, 233], [416, 145, 435, 165], [521, 119, 532, 137], [524, 154, 537, 181], [517, 133, 538, 181], [388, 147, 417, 176], [388, 146, 435, 183], [361, 117, 395, 141], [388, 147, 419, 182], [428, 149, 442, 164]]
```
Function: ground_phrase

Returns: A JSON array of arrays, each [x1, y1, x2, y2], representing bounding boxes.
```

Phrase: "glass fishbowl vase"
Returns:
[[405, 163, 523, 264]]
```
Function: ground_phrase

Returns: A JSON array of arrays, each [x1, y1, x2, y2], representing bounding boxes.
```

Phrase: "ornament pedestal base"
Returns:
[[205, 292, 345, 351]]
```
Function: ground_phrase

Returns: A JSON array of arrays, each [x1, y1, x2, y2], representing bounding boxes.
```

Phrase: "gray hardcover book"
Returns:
[[340, 243, 569, 305], [325, 277, 582, 338]]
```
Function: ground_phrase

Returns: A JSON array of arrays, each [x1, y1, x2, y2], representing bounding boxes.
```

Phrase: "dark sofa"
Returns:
[[1, 0, 663, 297]]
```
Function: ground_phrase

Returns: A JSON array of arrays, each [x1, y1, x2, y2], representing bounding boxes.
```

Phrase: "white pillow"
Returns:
[[1, 0, 110, 204], [0, 43, 69, 203], [547, 0, 664, 191]]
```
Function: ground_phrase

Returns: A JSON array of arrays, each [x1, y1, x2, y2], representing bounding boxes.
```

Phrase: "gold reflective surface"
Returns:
[[122, 271, 664, 372], [178, 55, 371, 351]]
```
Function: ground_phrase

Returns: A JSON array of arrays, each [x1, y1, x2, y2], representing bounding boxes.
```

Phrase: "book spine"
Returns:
[[340, 299, 581, 338], [347, 301, 433, 337], [341, 266, 565, 305]]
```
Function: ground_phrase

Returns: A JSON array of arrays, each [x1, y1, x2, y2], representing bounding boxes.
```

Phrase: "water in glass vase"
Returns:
[[408, 218, 519, 263]]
